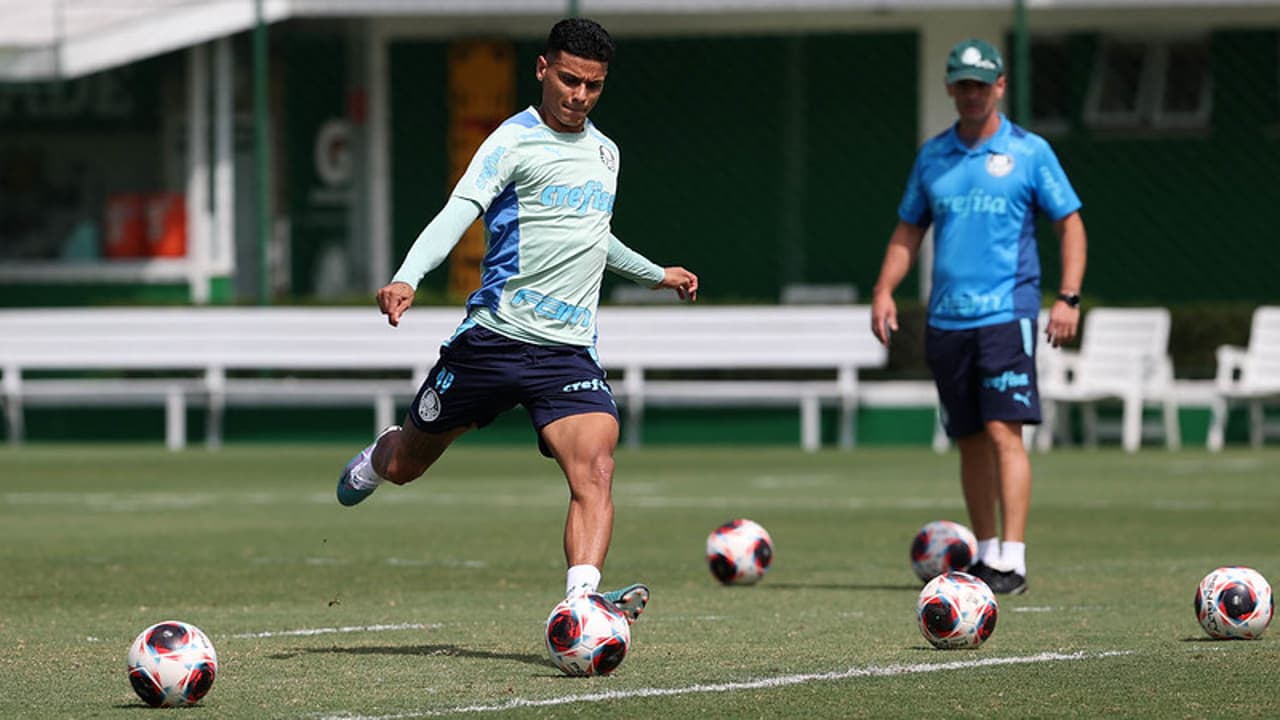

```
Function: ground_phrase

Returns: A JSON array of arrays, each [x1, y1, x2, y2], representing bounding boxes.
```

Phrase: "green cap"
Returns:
[[945, 39, 1004, 84]]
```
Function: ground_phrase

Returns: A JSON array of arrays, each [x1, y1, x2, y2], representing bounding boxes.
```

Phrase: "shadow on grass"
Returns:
[[763, 581, 922, 592], [268, 643, 553, 669]]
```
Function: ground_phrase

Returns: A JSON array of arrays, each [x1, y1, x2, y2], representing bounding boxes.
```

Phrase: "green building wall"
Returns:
[[390, 32, 921, 304]]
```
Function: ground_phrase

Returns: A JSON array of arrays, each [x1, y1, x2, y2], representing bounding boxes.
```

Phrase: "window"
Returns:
[[1028, 38, 1072, 134], [1085, 36, 1212, 130], [1152, 40, 1212, 128]]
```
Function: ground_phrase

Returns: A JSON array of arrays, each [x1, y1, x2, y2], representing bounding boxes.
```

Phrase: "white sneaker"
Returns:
[[335, 425, 399, 507]]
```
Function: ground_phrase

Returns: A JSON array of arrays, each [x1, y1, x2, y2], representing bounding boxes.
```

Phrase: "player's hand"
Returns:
[[376, 281, 416, 327], [1046, 301, 1080, 348], [656, 267, 699, 302], [871, 293, 898, 346]]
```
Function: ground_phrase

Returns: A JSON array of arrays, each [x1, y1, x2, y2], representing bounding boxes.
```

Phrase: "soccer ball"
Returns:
[[706, 518, 774, 585], [916, 571, 998, 649], [910, 520, 978, 583], [1194, 566, 1273, 640], [544, 592, 631, 676], [126, 620, 218, 707]]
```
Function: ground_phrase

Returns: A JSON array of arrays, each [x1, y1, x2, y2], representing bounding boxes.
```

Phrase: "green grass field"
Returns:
[[2, 445, 1278, 718]]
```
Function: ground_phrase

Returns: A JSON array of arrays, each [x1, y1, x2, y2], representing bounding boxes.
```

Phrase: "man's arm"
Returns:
[[605, 234, 664, 286], [870, 221, 926, 345], [377, 197, 482, 327], [607, 234, 698, 301], [1046, 211, 1087, 346]]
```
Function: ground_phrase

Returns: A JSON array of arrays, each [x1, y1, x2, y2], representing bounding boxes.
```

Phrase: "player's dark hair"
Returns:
[[545, 18, 615, 63]]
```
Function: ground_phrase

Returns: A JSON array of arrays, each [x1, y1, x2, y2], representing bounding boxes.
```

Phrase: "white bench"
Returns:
[[860, 379, 946, 452], [1037, 307, 1180, 453], [0, 305, 892, 452], [0, 308, 461, 450], [1207, 306, 1280, 451], [596, 306, 888, 451]]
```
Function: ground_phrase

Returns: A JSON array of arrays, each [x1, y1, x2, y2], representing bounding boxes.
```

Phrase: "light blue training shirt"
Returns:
[[439, 106, 661, 347], [897, 113, 1082, 330]]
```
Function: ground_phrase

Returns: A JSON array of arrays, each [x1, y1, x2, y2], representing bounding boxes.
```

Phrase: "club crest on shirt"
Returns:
[[418, 388, 441, 423], [986, 153, 1014, 178], [598, 144, 617, 172]]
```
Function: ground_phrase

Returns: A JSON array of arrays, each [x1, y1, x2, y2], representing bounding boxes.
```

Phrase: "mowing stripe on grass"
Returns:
[[230, 623, 436, 639], [8, 490, 1270, 513], [313, 650, 1132, 719]]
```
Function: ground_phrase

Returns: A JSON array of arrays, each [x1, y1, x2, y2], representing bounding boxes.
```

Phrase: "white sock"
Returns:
[[1002, 541, 1026, 576], [565, 564, 601, 596], [976, 538, 1000, 566], [348, 453, 381, 486]]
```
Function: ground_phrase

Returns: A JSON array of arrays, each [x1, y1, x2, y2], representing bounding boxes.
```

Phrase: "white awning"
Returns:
[[2, 0, 1278, 81], [0, 0, 281, 81]]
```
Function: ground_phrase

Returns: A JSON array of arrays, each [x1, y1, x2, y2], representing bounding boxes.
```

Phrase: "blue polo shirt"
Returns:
[[898, 114, 1081, 330]]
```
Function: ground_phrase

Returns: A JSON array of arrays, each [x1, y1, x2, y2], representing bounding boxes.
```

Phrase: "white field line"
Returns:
[[229, 623, 437, 639], [246, 556, 488, 569], [312, 650, 1133, 720], [1012, 606, 1112, 613]]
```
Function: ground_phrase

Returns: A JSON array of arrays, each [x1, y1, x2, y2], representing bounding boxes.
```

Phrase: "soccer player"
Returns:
[[869, 39, 1087, 594], [335, 18, 698, 621]]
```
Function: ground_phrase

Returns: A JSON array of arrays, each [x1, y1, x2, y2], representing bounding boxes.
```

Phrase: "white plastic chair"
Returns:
[[1038, 307, 1179, 453], [1207, 306, 1280, 451]]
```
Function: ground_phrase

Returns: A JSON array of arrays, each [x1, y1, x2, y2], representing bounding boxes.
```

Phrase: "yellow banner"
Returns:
[[447, 40, 515, 301]]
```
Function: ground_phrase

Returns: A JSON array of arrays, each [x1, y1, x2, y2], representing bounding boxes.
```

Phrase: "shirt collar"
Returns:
[[948, 112, 1011, 155]]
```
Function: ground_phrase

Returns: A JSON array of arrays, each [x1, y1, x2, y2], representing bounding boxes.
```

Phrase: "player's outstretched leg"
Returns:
[[600, 583, 649, 624], [336, 425, 400, 506]]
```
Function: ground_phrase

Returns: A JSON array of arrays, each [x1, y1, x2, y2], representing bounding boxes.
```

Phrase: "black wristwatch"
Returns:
[[1057, 292, 1081, 308]]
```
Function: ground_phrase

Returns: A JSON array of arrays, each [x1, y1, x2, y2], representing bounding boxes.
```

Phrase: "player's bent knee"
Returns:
[[569, 462, 614, 500], [592, 454, 615, 482]]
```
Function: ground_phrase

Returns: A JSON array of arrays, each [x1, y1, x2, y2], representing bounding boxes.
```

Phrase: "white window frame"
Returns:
[[1149, 40, 1213, 129], [1085, 38, 1159, 128], [1027, 36, 1073, 136], [1085, 35, 1212, 131]]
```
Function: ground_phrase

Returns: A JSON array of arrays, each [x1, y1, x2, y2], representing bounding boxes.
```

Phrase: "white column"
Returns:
[[214, 37, 236, 281], [916, 13, 1010, 303], [186, 44, 211, 304], [367, 22, 391, 291]]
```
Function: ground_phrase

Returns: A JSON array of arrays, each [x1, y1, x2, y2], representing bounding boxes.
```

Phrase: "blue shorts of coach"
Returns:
[[925, 317, 1041, 439], [408, 325, 618, 456]]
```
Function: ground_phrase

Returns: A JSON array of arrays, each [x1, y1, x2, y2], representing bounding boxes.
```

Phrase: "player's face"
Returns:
[[536, 51, 607, 133], [947, 76, 1006, 123]]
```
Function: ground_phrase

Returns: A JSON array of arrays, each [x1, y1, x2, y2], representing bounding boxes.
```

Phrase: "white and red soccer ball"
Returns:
[[706, 518, 774, 585], [916, 571, 999, 649], [910, 520, 978, 583], [126, 620, 218, 707], [1195, 566, 1273, 640], [544, 592, 631, 676]]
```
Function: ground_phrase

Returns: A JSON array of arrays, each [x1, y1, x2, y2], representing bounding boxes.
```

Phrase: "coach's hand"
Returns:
[[377, 281, 416, 327], [1046, 301, 1080, 348], [871, 291, 898, 347]]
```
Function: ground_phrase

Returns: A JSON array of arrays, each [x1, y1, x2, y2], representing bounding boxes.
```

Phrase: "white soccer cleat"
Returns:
[[600, 583, 649, 625], [335, 425, 399, 507]]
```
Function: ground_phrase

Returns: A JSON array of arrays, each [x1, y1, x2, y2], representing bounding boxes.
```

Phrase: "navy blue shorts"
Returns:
[[408, 324, 618, 455], [925, 317, 1041, 439]]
